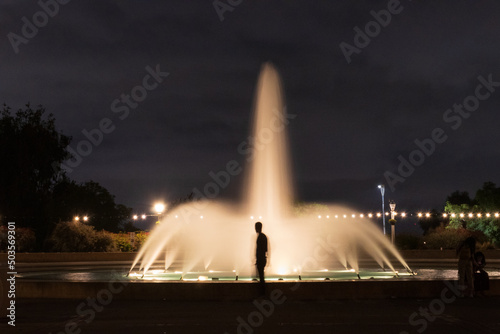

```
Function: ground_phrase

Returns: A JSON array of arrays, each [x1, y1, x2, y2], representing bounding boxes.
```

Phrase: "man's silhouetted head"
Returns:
[[255, 222, 262, 233]]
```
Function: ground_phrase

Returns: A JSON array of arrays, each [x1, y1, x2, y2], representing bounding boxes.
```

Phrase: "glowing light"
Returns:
[[318, 215, 321, 219], [368, 213, 373, 218], [477, 213, 482, 218], [335, 215, 338, 218], [74, 216, 79, 221], [376, 213, 381, 217], [496, 213, 500, 218], [83, 216, 89, 222], [401, 212, 406, 217], [326, 215, 330, 219], [351, 214, 356, 218], [154, 203, 166, 214], [277, 268, 289, 275], [198, 276, 208, 281], [451, 213, 456, 218], [259, 216, 262, 219], [175, 215, 178, 218], [174, 271, 183, 274], [486, 213, 491, 218], [460, 213, 465, 218], [343, 215, 347, 219], [232, 270, 236, 273], [385, 212, 389, 216], [360, 214, 364, 218], [442, 213, 447, 218], [141, 214, 147, 219], [209, 270, 214, 273], [349, 269, 356, 272], [133, 215, 138, 220], [469, 213, 473, 218], [250, 216, 254, 219], [417, 213, 423, 217], [200, 216, 204, 219], [425, 213, 430, 218]]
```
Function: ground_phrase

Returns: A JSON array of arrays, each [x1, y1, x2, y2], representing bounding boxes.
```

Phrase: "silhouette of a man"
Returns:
[[255, 221, 268, 295]]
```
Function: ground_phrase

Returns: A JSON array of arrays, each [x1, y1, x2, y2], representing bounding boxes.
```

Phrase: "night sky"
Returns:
[[2, 1, 500, 225]]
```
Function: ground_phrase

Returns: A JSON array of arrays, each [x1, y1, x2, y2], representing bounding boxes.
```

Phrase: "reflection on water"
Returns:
[[17, 267, 500, 282]]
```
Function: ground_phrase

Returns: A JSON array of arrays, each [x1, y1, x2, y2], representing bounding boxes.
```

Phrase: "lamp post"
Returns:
[[389, 200, 396, 245], [378, 185, 386, 235], [154, 203, 166, 224]]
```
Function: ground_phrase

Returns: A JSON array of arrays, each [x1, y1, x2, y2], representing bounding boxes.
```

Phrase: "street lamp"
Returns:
[[389, 200, 396, 245], [154, 203, 166, 214], [378, 185, 386, 235], [154, 202, 166, 224]]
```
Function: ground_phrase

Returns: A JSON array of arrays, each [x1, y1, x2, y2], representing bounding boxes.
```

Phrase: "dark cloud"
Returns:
[[2, 0, 500, 221]]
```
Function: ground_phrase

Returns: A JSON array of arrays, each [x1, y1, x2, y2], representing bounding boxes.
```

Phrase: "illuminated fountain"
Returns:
[[129, 63, 412, 280]]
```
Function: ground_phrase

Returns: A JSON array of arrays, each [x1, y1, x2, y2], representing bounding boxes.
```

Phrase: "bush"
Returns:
[[395, 234, 422, 250], [48, 221, 116, 252], [0, 225, 36, 252], [423, 226, 488, 249], [134, 231, 149, 251], [111, 231, 150, 252], [113, 232, 133, 252], [94, 231, 117, 252]]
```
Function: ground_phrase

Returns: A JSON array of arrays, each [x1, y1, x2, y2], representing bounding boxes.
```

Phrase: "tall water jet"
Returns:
[[245, 63, 293, 220]]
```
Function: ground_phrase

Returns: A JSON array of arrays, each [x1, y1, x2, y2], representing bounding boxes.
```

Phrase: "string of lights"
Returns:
[[5, 211, 500, 222], [129, 211, 500, 220]]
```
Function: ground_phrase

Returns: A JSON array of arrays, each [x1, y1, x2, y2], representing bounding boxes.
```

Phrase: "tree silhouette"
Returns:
[[51, 179, 132, 232], [0, 104, 71, 245], [0, 104, 133, 249], [446, 190, 474, 206]]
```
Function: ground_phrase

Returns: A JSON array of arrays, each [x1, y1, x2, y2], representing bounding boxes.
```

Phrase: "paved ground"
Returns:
[[2, 296, 500, 334]]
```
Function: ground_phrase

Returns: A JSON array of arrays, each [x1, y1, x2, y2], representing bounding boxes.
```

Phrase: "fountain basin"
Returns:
[[11, 251, 500, 300], [15, 277, 500, 301]]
